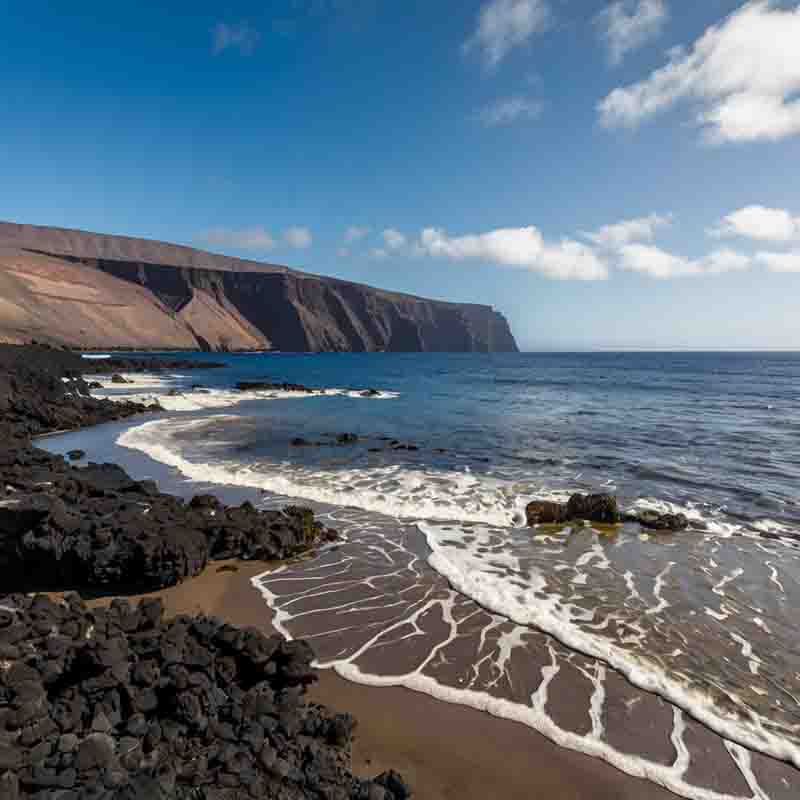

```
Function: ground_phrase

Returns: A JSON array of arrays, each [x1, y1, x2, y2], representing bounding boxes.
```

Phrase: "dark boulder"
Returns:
[[66, 450, 85, 461], [526, 493, 621, 527], [566, 493, 620, 524], [110, 374, 130, 385], [525, 501, 567, 526]]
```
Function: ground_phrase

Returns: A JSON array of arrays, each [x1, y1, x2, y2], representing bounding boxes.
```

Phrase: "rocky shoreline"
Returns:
[[0, 344, 409, 799]]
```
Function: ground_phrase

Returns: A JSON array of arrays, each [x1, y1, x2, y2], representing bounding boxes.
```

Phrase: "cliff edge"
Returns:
[[0, 221, 519, 353]]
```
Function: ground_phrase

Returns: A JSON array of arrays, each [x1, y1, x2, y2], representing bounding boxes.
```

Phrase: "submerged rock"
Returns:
[[236, 380, 314, 393], [632, 510, 690, 531]]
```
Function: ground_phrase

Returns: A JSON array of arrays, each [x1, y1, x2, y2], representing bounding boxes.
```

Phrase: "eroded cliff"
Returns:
[[0, 222, 519, 353]]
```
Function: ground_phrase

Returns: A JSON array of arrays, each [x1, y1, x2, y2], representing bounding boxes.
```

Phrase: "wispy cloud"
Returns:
[[618, 244, 751, 278], [710, 205, 800, 243], [201, 226, 275, 250], [756, 251, 800, 272], [212, 22, 261, 55], [476, 96, 543, 126], [595, 0, 668, 65], [344, 225, 370, 243], [584, 212, 672, 249], [598, 2, 800, 143], [417, 226, 609, 280], [284, 226, 313, 249], [199, 225, 312, 251], [382, 228, 406, 250], [464, 0, 550, 69], [370, 248, 388, 259]]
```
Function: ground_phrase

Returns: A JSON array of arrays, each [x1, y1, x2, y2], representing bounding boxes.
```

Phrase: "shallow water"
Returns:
[[50, 350, 800, 798]]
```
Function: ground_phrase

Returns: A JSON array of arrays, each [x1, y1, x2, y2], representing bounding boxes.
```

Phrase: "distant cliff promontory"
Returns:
[[0, 222, 518, 353]]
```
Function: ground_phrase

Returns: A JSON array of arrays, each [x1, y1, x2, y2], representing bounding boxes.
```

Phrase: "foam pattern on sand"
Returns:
[[251, 506, 800, 800], [115, 410, 800, 799]]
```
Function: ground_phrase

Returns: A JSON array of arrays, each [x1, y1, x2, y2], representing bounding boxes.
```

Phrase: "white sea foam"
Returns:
[[253, 568, 773, 800], [115, 410, 800, 778], [88, 372, 180, 389], [416, 520, 800, 770], [94, 377, 400, 412], [117, 418, 552, 526]]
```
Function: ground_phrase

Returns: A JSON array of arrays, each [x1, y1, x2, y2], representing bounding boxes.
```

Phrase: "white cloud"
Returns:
[[477, 96, 543, 126], [619, 243, 751, 278], [212, 22, 261, 55], [382, 229, 406, 250], [418, 226, 609, 280], [595, 0, 669, 65], [712, 205, 800, 242], [598, 1, 800, 143], [370, 248, 388, 259], [201, 226, 275, 250], [200, 225, 312, 251], [756, 251, 800, 272], [344, 225, 370, 243], [584, 212, 672, 249], [284, 226, 313, 249], [703, 248, 753, 274], [465, 0, 550, 69]]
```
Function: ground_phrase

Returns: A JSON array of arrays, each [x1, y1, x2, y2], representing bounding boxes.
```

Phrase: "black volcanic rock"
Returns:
[[526, 494, 621, 527], [566, 493, 620, 524], [627, 510, 690, 531], [0, 594, 410, 800], [0, 345, 333, 591], [0, 344, 410, 797]]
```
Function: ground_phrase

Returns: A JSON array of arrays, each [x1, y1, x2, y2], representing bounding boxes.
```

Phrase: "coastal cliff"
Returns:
[[0, 222, 519, 353]]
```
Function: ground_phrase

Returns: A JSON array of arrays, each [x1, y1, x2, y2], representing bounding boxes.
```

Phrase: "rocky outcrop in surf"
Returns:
[[0, 222, 519, 353], [0, 345, 337, 592], [525, 493, 621, 526]]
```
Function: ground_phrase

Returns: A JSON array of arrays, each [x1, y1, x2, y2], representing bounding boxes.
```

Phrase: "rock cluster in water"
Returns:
[[0, 346, 153, 447], [0, 593, 409, 800], [526, 493, 689, 532]]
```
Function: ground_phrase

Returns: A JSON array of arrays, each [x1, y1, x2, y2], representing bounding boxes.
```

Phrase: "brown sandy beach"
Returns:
[[84, 559, 676, 800]]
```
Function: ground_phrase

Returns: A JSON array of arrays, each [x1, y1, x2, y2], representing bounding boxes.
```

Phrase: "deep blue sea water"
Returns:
[[98, 350, 800, 528], [45, 351, 800, 798]]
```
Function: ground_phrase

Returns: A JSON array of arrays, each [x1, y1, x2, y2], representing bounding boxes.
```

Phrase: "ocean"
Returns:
[[45, 351, 800, 799]]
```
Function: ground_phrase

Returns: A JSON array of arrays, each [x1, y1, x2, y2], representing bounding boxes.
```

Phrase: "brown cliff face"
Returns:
[[0, 222, 519, 353]]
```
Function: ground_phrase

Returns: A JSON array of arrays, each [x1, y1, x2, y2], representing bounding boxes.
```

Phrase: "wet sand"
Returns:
[[87, 559, 677, 800]]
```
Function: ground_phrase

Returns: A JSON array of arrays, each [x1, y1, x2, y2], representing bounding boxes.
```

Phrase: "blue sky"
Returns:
[[3, 0, 800, 350]]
